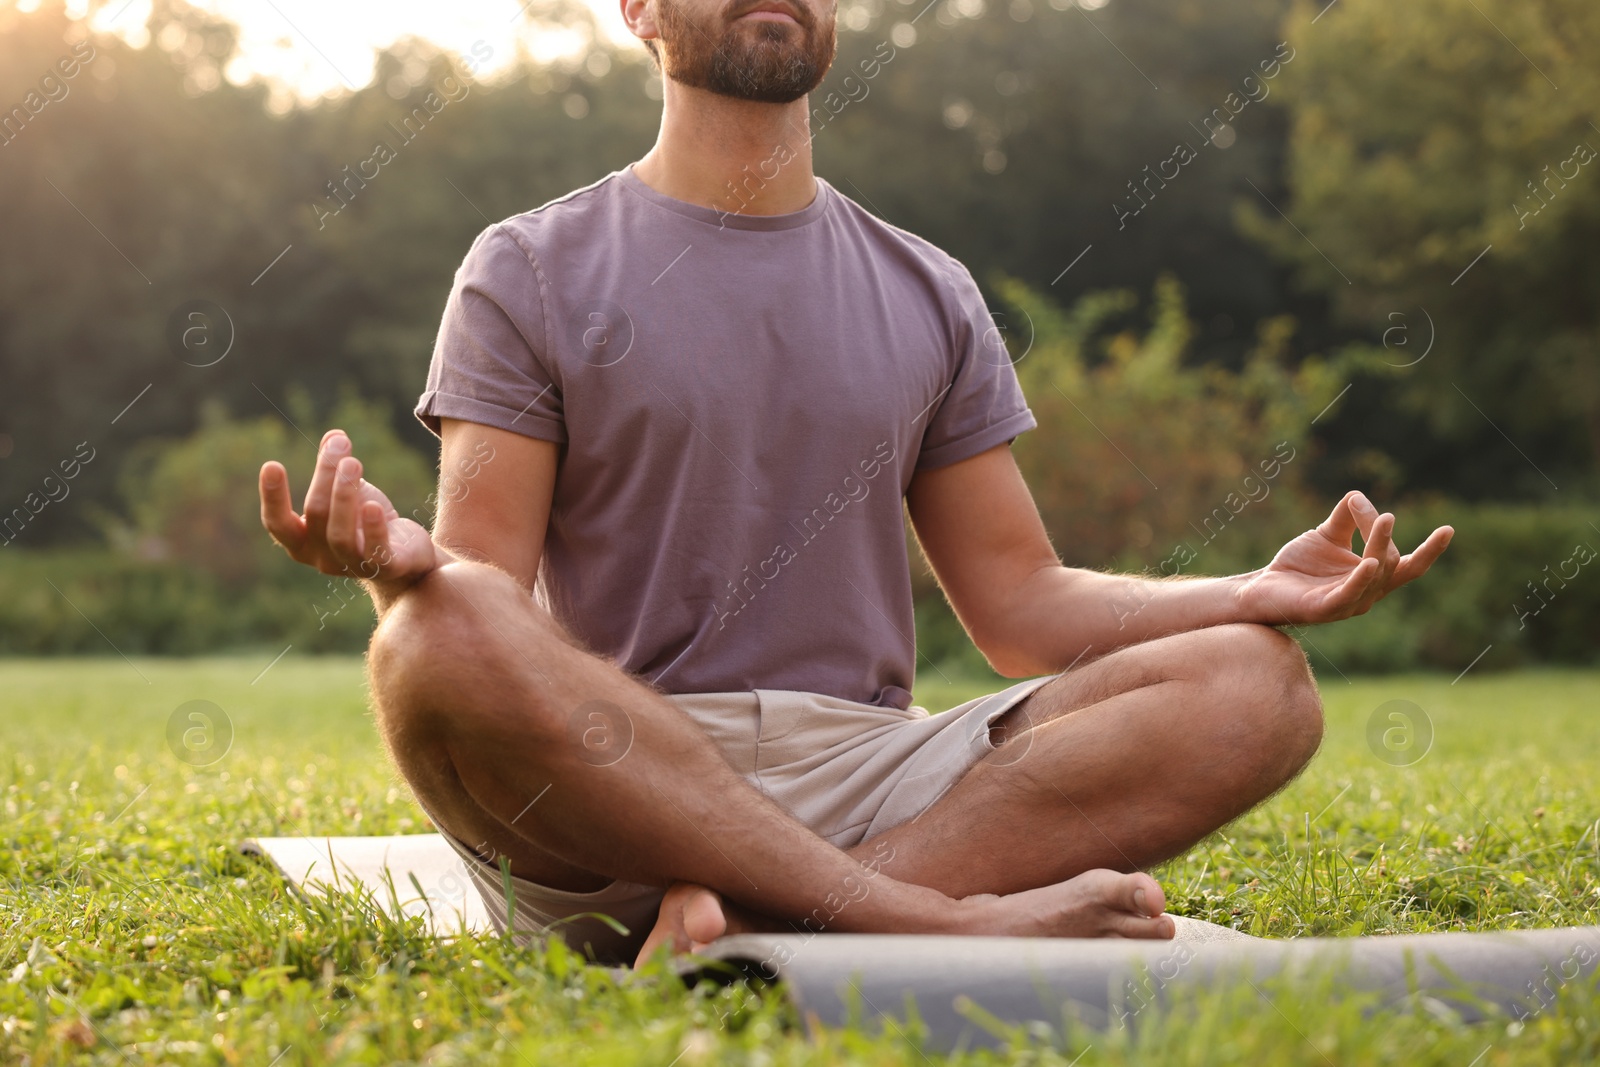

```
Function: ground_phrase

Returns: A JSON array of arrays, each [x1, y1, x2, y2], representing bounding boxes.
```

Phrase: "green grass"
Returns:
[[5, 657, 1600, 1064]]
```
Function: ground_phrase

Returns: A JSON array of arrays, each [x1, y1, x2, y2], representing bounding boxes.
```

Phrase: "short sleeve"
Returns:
[[414, 225, 565, 443], [915, 258, 1037, 470]]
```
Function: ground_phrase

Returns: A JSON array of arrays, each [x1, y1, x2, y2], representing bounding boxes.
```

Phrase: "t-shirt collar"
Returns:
[[616, 161, 831, 231]]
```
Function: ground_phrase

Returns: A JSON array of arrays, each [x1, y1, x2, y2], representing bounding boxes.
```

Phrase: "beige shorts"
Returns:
[[434, 675, 1058, 963]]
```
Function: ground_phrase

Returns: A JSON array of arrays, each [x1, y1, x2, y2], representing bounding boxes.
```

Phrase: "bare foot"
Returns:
[[633, 882, 738, 968], [634, 868, 1172, 967], [967, 869, 1175, 940]]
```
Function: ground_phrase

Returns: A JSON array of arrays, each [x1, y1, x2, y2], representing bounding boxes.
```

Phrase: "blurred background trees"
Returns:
[[0, 0, 1594, 671], [1245, 0, 1600, 502]]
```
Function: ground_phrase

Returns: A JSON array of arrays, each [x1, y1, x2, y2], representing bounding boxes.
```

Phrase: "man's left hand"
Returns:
[[1236, 490, 1453, 626]]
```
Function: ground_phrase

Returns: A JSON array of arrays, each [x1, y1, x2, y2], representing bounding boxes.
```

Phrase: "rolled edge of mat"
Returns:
[[687, 928, 1600, 1049]]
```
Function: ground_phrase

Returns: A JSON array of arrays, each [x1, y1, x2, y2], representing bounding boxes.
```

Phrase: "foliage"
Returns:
[[908, 273, 1352, 671], [11, 0, 1542, 552], [0, 389, 436, 655], [1246, 0, 1600, 498], [997, 273, 1349, 572], [1295, 500, 1600, 674], [5, 658, 1600, 1063], [908, 277, 1600, 676], [920, 492, 1600, 678], [0, 547, 378, 655], [110, 389, 435, 587], [0, 0, 662, 545], [814, 0, 1315, 366], [4, 280, 1593, 673]]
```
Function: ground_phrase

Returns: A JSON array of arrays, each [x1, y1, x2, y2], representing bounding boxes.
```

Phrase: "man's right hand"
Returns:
[[259, 429, 440, 605]]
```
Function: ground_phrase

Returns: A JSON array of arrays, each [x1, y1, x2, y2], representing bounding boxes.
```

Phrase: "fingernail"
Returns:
[[1134, 887, 1148, 912], [263, 468, 280, 487], [326, 436, 349, 455]]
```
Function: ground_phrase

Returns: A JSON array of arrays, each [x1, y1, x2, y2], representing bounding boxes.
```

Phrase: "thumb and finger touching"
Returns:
[[1316, 491, 1361, 548], [1310, 493, 1457, 617]]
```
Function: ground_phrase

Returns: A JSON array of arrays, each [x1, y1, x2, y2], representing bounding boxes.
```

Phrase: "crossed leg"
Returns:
[[861, 621, 1325, 894], [365, 558, 1321, 962], [646, 622, 1325, 951]]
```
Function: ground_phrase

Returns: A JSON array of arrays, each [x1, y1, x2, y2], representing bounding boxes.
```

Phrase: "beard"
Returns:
[[654, 0, 837, 104]]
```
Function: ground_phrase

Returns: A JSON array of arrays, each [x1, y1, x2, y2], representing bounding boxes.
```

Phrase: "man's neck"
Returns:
[[632, 81, 817, 218]]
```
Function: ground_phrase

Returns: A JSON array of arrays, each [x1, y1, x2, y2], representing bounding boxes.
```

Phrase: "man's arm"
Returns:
[[906, 443, 1453, 677], [430, 418, 559, 591]]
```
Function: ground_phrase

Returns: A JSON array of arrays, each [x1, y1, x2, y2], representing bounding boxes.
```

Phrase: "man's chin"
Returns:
[[664, 25, 832, 103], [693, 65, 824, 104], [714, 85, 813, 104]]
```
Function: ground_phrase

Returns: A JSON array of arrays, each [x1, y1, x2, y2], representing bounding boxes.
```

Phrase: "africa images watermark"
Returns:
[[1106, 440, 1296, 629], [454, 698, 634, 876], [165, 699, 233, 767], [1366, 698, 1432, 767], [713, 440, 897, 629], [1513, 539, 1595, 631], [742, 839, 897, 981], [1113, 940, 1198, 1030], [1114, 40, 1296, 231], [311, 41, 494, 231], [712, 38, 899, 227], [0, 39, 97, 150], [1513, 938, 1600, 1023], [1512, 137, 1596, 231], [1162, 440, 1296, 574], [0, 441, 97, 548], [696, 839, 898, 1033]]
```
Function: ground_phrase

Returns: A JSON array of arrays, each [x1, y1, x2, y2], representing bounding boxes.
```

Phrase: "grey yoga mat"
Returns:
[[685, 927, 1600, 1049], [244, 833, 1600, 1050]]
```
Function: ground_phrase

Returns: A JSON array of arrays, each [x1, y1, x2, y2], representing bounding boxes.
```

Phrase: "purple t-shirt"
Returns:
[[416, 163, 1035, 709]]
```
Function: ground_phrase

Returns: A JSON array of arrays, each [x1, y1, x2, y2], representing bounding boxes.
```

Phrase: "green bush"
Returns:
[[109, 389, 435, 590], [0, 389, 437, 657], [909, 277, 1598, 677], [4, 503, 1595, 671], [996, 274, 1360, 575], [0, 323, 1592, 673], [1296, 501, 1600, 674], [914, 499, 1600, 679], [0, 548, 377, 656]]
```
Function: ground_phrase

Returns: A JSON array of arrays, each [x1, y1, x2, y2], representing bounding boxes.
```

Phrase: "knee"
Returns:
[[1199, 623, 1324, 778], [367, 561, 550, 743], [370, 562, 497, 679]]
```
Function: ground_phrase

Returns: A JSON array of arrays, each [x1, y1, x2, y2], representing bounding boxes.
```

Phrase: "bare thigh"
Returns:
[[850, 623, 1325, 897], [367, 566, 639, 894]]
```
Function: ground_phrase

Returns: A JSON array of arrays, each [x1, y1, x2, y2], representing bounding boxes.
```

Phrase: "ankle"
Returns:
[[884, 882, 990, 936]]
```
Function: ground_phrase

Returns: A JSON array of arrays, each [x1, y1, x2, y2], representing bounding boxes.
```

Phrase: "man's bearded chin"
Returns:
[[655, 0, 837, 104]]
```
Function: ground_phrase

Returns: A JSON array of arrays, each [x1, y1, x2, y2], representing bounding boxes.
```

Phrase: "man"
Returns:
[[258, 0, 1453, 966]]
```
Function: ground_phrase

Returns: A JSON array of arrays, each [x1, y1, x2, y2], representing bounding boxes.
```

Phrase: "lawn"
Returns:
[[4, 656, 1600, 1064]]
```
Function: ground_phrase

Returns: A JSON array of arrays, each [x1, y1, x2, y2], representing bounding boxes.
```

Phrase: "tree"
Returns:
[[911, 273, 1357, 669], [1245, 0, 1600, 499], [998, 274, 1350, 572]]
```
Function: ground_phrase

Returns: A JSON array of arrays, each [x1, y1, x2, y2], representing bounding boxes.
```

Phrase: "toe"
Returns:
[[681, 886, 729, 948], [1125, 872, 1167, 918], [633, 883, 699, 968], [633, 914, 676, 969], [1108, 911, 1176, 940]]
